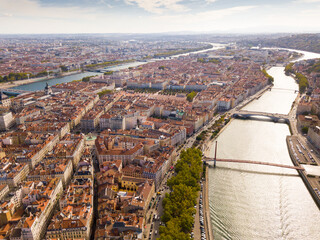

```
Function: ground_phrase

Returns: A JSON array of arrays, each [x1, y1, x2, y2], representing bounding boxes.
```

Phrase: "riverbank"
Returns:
[[286, 135, 320, 209], [1, 43, 223, 92], [203, 166, 214, 240], [203, 50, 320, 239], [0, 70, 82, 89], [199, 84, 273, 240], [202, 84, 272, 157]]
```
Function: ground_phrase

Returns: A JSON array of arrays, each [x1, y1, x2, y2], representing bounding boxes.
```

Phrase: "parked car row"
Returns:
[[315, 188, 320, 198], [199, 183, 207, 240]]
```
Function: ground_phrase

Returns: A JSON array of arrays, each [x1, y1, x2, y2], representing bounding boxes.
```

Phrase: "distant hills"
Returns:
[[240, 34, 320, 54]]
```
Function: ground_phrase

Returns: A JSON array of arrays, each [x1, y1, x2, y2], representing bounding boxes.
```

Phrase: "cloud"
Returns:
[[0, 13, 13, 17], [0, 0, 97, 20], [154, 5, 256, 23], [0, 0, 116, 33], [294, 0, 320, 3], [206, 0, 218, 3], [98, 0, 114, 8], [147, 5, 257, 32], [125, 0, 188, 14]]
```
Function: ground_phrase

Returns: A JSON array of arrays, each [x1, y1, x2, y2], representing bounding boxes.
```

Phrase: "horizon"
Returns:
[[0, 31, 319, 36], [1, 0, 320, 34]]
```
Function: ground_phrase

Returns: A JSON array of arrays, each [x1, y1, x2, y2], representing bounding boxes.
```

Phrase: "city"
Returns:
[[0, 0, 320, 240]]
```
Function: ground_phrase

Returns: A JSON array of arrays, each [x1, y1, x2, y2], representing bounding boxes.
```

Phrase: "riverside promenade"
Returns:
[[0, 70, 83, 89], [203, 166, 214, 240]]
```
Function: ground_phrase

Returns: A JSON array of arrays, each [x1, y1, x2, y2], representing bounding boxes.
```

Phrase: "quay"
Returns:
[[286, 135, 320, 209], [0, 88, 32, 96], [203, 166, 214, 240], [198, 84, 276, 240]]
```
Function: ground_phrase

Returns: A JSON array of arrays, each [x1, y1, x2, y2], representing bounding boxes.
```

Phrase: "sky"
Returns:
[[0, 0, 320, 34]]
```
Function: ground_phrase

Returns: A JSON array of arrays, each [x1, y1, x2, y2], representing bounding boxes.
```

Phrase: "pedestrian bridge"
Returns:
[[0, 88, 32, 96], [233, 110, 289, 123], [203, 157, 304, 171], [269, 87, 299, 93]]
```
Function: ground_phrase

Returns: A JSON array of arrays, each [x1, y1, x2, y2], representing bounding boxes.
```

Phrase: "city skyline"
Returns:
[[1, 0, 320, 34]]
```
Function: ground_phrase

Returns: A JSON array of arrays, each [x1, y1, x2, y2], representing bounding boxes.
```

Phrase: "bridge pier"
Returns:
[[214, 141, 217, 168]]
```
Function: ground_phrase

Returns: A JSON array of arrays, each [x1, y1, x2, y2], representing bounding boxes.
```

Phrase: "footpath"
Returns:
[[203, 167, 214, 240]]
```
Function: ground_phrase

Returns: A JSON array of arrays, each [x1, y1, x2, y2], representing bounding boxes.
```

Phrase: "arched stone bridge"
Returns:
[[232, 110, 289, 123]]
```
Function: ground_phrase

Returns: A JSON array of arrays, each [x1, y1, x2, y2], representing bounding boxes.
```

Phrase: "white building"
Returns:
[[0, 112, 15, 130]]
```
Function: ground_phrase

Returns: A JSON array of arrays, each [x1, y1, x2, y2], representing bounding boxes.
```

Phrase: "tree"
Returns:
[[160, 148, 203, 239], [179, 211, 195, 233], [295, 72, 309, 93], [60, 65, 68, 72], [97, 89, 113, 97], [186, 91, 197, 102], [104, 71, 113, 75], [159, 220, 191, 240], [82, 76, 94, 82], [285, 63, 294, 75], [261, 69, 274, 84], [302, 126, 309, 134]]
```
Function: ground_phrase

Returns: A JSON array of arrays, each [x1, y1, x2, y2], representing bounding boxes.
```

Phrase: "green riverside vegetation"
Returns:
[[160, 148, 203, 240], [241, 34, 320, 54], [261, 68, 274, 84], [85, 59, 133, 69], [0, 71, 53, 82], [295, 72, 309, 93], [307, 59, 320, 73], [285, 63, 309, 93], [153, 45, 212, 58], [103, 71, 114, 75], [284, 63, 295, 75]]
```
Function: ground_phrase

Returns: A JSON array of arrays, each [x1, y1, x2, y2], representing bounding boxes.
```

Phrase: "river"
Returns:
[[12, 72, 103, 92], [13, 43, 223, 92], [208, 51, 320, 239]]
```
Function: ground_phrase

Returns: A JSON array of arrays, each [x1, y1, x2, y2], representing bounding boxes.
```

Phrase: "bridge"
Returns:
[[203, 157, 304, 171], [0, 88, 32, 96], [269, 87, 299, 93], [233, 110, 289, 123]]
